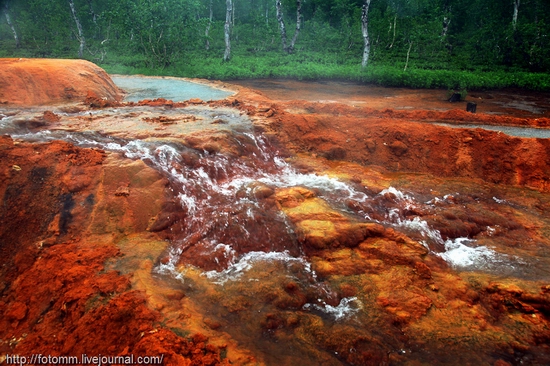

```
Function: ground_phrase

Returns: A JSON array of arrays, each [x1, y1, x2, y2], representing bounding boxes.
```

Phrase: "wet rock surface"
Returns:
[[1, 59, 550, 365]]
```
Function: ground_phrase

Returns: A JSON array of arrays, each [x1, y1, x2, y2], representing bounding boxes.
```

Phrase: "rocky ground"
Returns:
[[1, 59, 550, 365]]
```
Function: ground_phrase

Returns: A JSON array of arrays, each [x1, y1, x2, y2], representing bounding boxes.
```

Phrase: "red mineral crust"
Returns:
[[0, 136, 228, 365], [268, 104, 550, 192]]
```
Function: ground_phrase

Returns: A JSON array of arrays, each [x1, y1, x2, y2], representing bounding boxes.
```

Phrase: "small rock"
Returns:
[[5, 302, 28, 321], [323, 147, 347, 160], [448, 93, 461, 102], [43, 110, 61, 122], [466, 102, 477, 113], [414, 262, 432, 280], [388, 140, 408, 156], [494, 359, 512, 366], [252, 184, 274, 199], [203, 317, 221, 330], [286, 314, 300, 327], [365, 139, 377, 152]]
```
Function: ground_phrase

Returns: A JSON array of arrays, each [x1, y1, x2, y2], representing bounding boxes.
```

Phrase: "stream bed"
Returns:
[[2, 76, 550, 365]]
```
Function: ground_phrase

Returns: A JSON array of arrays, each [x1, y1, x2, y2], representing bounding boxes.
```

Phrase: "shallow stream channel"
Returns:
[[2, 76, 550, 365]]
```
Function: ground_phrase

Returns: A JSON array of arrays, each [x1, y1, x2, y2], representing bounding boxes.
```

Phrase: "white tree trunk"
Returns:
[[288, 0, 302, 53], [265, 0, 269, 25], [4, 1, 20, 48], [404, 41, 412, 71], [361, 0, 372, 68], [69, 0, 86, 58], [388, 14, 396, 48], [275, 0, 288, 52], [205, 0, 213, 50], [223, 0, 233, 61], [441, 16, 450, 38], [87, 0, 97, 24], [512, 0, 520, 30], [276, 0, 301, 53]]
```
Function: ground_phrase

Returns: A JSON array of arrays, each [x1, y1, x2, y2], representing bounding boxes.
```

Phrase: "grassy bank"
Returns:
[[99, 51, 550, 92], [2, 42, 547, 91]]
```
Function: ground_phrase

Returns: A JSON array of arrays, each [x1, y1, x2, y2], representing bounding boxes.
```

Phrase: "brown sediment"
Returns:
[[230, 79, 550, 119], [1, 59, 550, 365]]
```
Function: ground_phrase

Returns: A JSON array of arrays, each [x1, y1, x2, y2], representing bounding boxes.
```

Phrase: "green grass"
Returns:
[[99, 51, 550, 91]]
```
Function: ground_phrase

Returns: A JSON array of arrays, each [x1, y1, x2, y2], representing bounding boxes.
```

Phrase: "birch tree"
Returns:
[[86, 0, 97, 24], [275, 0, 288, 52], [205, 0, 213, 50], [288, 0, 302, 53], [512, 0, 520, 30], [361, 0, 372, 68], [275, 0, 302, 53], [3, 1, 20, 48], [224, 0, 233, 61], [441, 2, 451, 38], [68, 0, 86, 58]]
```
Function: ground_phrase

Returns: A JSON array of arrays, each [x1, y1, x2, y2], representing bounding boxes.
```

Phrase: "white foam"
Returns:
[[396, 216, 444, 245], [11, 130, 54, 141], [437, 238, 508, 269], [303, 297, 362, 321], [177, 193, 197, 215], [155, 260, 187, 282], [426, 193, 458, 205], [214, 243, 237, 260], [203, 251, 315, 284], [379, 186, 412, 201]]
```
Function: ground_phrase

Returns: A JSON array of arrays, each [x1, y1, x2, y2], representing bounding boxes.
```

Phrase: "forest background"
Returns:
[[1, 0, 549, 91]]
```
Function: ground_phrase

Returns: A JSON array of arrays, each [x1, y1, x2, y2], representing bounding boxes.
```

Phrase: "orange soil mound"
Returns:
[[0, 58, 123, 106]]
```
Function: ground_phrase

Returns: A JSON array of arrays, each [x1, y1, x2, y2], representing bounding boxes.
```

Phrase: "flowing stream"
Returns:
[[1, 105, 542, 282], [2, 77, 550, 364]]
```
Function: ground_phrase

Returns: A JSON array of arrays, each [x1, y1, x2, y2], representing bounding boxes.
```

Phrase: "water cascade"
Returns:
[[2, 108, 536, 287]]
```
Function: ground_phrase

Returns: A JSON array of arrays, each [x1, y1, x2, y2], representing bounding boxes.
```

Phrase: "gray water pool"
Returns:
[[435, 122, 550, 139], [111, 75, 234, 102]]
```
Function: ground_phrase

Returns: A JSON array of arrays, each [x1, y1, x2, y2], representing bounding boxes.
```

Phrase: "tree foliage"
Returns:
[[0, 0, 549, 74]]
